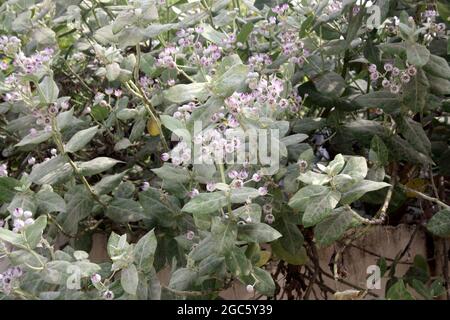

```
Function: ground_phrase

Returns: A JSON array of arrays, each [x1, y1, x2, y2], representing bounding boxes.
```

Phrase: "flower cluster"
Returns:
[[0, 36, 21, 56], [226, 74, 286, 117], [248, 53, 272, 72], [156, 46, 178, 69], [176, 28, 196, 48], [369, 63, 417, 94], [173, 101, 200, 122], [0, 267, 23, 295], [11, 208, 35, 232], [191, 43, 222, 72], [13, 47, 54, 74], [278, 30, 310, 65]]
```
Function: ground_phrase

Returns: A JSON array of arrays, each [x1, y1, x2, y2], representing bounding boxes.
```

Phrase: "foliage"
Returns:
[[0, 0, 449, 300]]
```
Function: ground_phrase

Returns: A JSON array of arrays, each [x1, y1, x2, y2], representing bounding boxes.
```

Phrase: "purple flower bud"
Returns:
[[252, 173, 262, 182], [368, 64, 377, 73], [141, 182, 150, 191], [103, 290, 114, 300], [13, 208, 24, 218], [91, 273, 101, 284], [407, 65, 417, 76], [188, 188, 199, 198], [390, 84, 400, 94], [265, 214, 275, 224], [258, 186, 268, 196], [161, 153, 170, 162], [228, 170, 238, 179], [23, 210, 32, 219], [24, 218, 34, 225], [186, 230, 195, 240], [206, 182, 216, 192], [384, 63, 393, 72]]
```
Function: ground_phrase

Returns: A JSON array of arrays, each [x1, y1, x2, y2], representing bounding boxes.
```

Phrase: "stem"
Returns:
[[218, 163, 232, 214], [399, 185, 450, 210], [51, 118, 107, 208], [126, 81, 169, 152]]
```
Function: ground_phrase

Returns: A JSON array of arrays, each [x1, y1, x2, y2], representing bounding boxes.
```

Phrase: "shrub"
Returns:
[[0, 0, 449, 300]]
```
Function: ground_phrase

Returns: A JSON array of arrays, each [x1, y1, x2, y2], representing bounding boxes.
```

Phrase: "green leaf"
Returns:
[[139, 187, 180, 227], [396, 116, 431, 156], [427, 209, 450, 237], [297, 171, 331, 185], [164, 83, 208, 104], [272, 217, 306, 265], [402, 68, 429, 113], [289, 185, 329, 211], [106, 62, 121, 82], [198, 254, 225, 276], [15, 130, 52, 147], [77, 157, 121, 176], [160, 115, 191, 142], [406, 42, 430, 67], [7, 192, 37, 214], [116, 108, 139, 121], [314, 207, 354, 246], [387, 135, 433, 165], [423, 54, 450, 80], [36, 187, 66, 213], [65, 126, 99, 153], [93, 172, 127, 195], [0, 177, 21, 203], [313, 72, 346, 97], [252, 267, 275, 296], [386, 280, 414, 300], [212, 63, 249, 97], [134, 229, 157, 273], [211, 217, 237, 253], [38, 76, 59, 104], [236, 22, 254, 44], [61, 187, 93, 235], [340, 180, 390, 205], [24, 215, 47, 248], [302, 190, 341, 227], [354, 91, 400, 113], [140, 52, 157, 77], [29, 156, 73, 185], [121, 264, 139, 295], [225, 246, 252, 276], [237, 223, 282, 243], [199, 24, 227, 44], [230, 187, 260, 203], [427, 74, 450, 96], [106, 198, 144, 223], [369, 135, 389, 166], [341, 156, 368, 180], [182, 192, 227, 214], [232, 204, 262, 223], [168, 268, 197, 291], [292, 118, 326, 134], [327, 154, 345, 176], [152, 164, 191, 183], [0, 228, 26, 248]]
